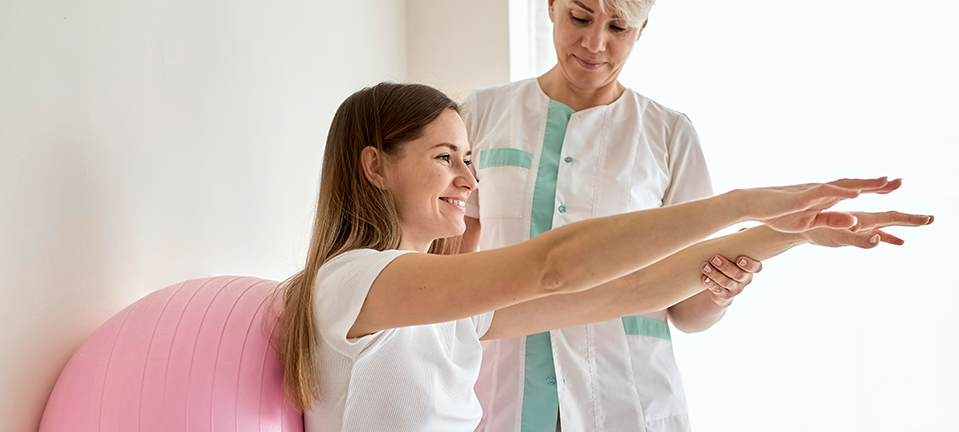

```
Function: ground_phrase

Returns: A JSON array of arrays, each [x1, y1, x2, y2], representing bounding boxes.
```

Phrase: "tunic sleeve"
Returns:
[[313, 249, 414, 357], [662, 113, 714, 206]]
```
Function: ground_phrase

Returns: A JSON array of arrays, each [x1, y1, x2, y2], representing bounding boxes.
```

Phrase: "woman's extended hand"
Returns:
[[699, 255, 763, 306], [736, 177, 901, 233], [802, 211, 934, 248]]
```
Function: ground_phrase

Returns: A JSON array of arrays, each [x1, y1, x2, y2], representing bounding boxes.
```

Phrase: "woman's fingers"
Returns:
[[877, 229, 905, 245], [808, 183, 861, 203], [872, 178, 902, 194], [874, 211, 935, 228], [826, 177, 891, 191]]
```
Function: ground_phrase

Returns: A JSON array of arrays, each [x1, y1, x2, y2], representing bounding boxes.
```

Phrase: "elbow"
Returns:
[[667, 310, 714, 334], [535, 247, 580, 295], [537, 267, 569, 294]]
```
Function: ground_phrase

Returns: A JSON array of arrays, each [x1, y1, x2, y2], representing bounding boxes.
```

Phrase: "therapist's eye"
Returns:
[[464, 159, 473, 166], [437, 154, 452, 163], [570, 13, 589, 25]]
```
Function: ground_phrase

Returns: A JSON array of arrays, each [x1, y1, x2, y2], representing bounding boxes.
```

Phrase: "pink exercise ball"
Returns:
[[39, 276, 304, 432]]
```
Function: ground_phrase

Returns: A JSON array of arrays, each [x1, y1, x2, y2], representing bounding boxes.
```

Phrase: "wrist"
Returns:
[[711, 189, 748, 226]]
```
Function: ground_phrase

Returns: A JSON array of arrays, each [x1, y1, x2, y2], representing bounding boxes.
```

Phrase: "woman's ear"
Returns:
[[548, 0, 556, 23], [636, 19, 648, 40], [360, 146, 389, 190]]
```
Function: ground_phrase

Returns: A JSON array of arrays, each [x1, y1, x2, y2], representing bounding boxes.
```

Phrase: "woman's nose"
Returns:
[[581, 26, 607, 53], [457, 161, 478, 191]]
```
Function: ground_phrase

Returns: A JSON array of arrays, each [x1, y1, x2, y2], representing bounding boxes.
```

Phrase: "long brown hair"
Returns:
[[280, 83, 461, 411]]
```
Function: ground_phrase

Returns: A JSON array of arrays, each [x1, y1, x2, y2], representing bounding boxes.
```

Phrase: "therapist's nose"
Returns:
[[581, 25, 607, 53]]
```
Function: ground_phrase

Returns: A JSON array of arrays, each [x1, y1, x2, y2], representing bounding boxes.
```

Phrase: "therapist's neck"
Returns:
[[538, 66, 625, 111]]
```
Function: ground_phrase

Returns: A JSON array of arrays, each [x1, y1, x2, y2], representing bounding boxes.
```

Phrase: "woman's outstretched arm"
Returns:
[[348, 178, 895, 338], [481, 211, 933, 340]]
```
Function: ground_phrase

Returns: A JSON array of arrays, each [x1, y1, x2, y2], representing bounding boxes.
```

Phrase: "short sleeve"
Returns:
[[462, 90, 481, 220], [471, 311, 495, 339], [662, 113, 714, 206], [314, 249, 414, 357]]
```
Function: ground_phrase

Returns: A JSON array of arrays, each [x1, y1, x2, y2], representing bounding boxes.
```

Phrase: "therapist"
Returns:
[[463, 0, 763, 430]]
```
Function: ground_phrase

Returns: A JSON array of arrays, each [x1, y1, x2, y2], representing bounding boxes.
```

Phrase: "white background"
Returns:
[[524, 1, 959, 430]]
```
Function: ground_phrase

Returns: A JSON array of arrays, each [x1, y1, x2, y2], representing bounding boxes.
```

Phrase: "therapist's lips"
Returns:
[[573, 55, 605, 70]]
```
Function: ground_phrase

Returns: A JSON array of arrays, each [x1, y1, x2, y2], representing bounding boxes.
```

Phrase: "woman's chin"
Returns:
[[564, 63, 612, 89]]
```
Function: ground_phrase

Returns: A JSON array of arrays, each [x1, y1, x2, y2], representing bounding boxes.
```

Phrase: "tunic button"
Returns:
[[547, 377, 556, 385], [558, 205, 567, 213], [564, 156, 573, 163]]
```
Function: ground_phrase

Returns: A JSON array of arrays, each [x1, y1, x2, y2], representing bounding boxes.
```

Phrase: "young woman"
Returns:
[[280, 82, 931, 431]]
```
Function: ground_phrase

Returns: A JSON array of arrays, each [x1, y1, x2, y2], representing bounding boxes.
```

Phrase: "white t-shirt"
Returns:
[[304, 249, 496, 432]]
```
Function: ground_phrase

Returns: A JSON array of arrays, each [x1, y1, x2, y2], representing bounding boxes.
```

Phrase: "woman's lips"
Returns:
[[574, 55, 605, 70]]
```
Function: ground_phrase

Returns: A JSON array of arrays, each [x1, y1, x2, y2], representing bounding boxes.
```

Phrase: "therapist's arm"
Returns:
[[666, 249, 762, 333], [461, 216, 482, 253]]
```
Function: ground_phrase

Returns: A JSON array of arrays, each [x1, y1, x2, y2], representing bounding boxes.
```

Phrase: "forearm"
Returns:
[[484, 225, 807, 339], [613, 225, 806, 315], [532, 191, 741, 294]]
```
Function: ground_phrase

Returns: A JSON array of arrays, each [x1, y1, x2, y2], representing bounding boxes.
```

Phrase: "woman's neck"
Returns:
[[537, 67, 625, 111]]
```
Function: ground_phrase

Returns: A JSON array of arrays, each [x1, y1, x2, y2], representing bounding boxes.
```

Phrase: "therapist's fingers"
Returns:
[[708, 255, 750, 282], [701, 275, 737, 305], [735, 256, 764, 274], [701, 263, 752, 297]]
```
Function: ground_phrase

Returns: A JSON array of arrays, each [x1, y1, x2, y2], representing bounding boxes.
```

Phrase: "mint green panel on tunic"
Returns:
[[622, 315, 672, 341], [479, 148, 534, 169], [521, 100, 575, 432]]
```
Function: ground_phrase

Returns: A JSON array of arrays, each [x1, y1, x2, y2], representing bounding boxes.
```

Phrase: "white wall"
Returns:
[[0, 0, 407, 430], [407, 0, 511, 102], [623, 2, 959, 431]]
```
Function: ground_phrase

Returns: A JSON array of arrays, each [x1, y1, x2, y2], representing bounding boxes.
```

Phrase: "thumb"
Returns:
[[810, 212, 858, 230], [848, 231, 881, 249]]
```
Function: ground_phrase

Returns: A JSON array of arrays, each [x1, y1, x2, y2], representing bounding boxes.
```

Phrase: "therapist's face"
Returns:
[[549, 0, 646, 90], [376, 110, 476, 251]]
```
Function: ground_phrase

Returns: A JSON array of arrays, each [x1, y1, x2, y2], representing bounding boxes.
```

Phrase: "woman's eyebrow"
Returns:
[[571, 1, 622, 19], [431, 143, 472, 156], [571, 1, 594, 13]]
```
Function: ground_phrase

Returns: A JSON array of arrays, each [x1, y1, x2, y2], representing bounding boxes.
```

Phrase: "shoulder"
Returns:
[[317, 249, 414, 289], [466, 78, 537, 108], [463, 78, 541, 122], [621, 88, 694, 128]]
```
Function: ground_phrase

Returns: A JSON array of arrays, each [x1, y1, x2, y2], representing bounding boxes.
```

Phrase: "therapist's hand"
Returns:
[[699, 255, 763, 306], [802, 211, 934, 248]]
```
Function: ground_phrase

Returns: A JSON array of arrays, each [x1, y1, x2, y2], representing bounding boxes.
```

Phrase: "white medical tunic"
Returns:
[[462, 78, 713, 432]]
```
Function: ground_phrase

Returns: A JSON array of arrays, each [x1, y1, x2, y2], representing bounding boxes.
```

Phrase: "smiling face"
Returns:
[[549, 0, 646, 91], [378, 109, 477, 251]]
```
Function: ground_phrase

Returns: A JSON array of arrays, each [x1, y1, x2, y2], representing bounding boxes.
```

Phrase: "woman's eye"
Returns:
[[571, 15, 588, 24], [437, 154, 451, 162], [610, 25, 627, 32], [464, 160, 473, 166]]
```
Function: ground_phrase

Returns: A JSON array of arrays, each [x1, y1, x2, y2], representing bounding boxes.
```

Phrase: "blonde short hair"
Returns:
[[598, 0, 655, 28]]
